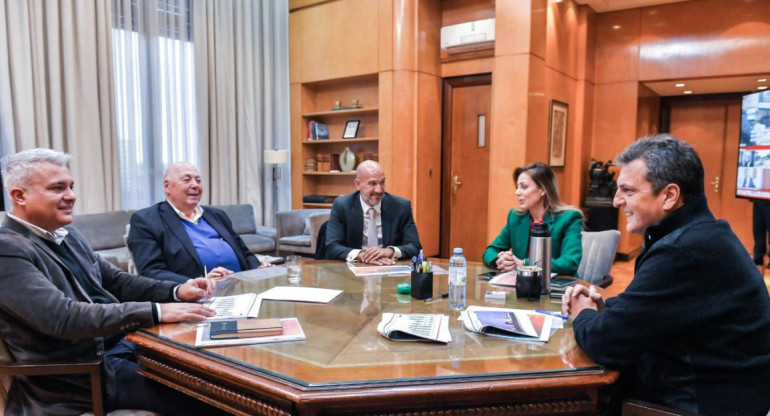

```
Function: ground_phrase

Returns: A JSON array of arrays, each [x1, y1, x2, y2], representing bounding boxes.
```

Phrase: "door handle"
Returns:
[[452, 175, 462, 195], [710, 176, 720, 193]]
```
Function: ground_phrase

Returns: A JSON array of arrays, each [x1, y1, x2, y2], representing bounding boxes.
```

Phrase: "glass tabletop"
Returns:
[[138, 260, 601, 387]]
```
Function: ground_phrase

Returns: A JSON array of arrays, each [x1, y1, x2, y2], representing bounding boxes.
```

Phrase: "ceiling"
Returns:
[[573, 0, 693, 13], [644, 75, 770, 97]]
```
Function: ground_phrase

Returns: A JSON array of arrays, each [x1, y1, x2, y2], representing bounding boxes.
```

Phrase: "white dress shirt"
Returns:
[[345, 196, 403, 262]]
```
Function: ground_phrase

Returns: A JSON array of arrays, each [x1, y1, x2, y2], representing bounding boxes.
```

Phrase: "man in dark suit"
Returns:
[[325, 160, 421, 264], [128, 162, 270, 284], [0, 148, 223, 415]]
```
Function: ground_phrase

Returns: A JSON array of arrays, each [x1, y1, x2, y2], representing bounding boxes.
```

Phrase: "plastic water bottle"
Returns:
[[449, 248, 467, 310]]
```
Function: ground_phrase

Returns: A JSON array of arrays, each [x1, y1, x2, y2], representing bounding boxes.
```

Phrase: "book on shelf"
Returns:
[[195, 317, 306, 348], [209, 318, 283, 339], [460, 306, 555, 345], [377, 313, 451, 343], [308, 121, 329, 140], [302, 195, 337, 204]]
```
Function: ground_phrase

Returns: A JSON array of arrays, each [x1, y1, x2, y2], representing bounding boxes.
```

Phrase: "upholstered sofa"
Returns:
[[71, 210, 135, 271], [276, 209, 330, 256], [216, 204, 277, 255]]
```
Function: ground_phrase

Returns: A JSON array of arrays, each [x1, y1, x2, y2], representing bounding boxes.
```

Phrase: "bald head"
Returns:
[[356, 160, 383, 179], [354, 160, 386, 206], [164, 162, 202, 215]]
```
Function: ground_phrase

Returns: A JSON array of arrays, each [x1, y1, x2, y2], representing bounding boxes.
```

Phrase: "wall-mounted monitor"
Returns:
[[736, 90, 770, 200]]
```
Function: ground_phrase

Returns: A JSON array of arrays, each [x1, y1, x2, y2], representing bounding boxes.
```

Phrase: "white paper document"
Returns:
[[259, 286, 342, 303], [205, 293, 261, 321], [377, 313, 452, 343]]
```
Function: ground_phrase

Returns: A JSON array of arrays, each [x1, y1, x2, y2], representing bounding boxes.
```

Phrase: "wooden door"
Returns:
[[670, 103, 728, 216], [666, 97, 753, 252], [441, 75, 491, 262]]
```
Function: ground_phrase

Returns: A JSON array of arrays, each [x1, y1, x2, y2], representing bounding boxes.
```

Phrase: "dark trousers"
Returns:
[[107, 339, 229, 416], [752, 201, 770, 265]]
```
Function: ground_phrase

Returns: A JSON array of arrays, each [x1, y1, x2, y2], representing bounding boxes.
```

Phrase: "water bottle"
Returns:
[[528, 221, 552, 294], [449, 248, 467, 310]]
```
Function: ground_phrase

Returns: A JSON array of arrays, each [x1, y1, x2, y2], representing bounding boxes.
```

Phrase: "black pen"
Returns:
[[424, 293, 449, 303]]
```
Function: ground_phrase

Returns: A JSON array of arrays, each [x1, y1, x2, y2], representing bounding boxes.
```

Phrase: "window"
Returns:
[[111, 0, 199, 209]]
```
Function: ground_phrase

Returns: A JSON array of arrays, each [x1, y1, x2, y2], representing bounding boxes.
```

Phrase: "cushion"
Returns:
[[71, 211, 132, 251], [303, 218, 311, 235], [277, 235, 312, 247], [240, 234, 276, 254]]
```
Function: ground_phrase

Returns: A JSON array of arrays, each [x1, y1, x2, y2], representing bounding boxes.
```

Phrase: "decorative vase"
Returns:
[[340, 147, 356, 172]]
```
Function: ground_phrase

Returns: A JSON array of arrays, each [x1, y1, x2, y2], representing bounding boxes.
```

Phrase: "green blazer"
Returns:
[[482, 209, 583, 276]]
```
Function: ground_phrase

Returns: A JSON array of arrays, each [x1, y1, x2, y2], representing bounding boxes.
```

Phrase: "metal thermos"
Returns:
[[528, 220, 551, 294]]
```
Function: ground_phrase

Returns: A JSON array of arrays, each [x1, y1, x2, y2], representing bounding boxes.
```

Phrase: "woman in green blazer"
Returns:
[[482, 162, 583, 276]]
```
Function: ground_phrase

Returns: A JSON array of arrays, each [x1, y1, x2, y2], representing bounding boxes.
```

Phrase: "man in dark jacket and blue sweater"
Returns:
[[562, 135, 770, 416]]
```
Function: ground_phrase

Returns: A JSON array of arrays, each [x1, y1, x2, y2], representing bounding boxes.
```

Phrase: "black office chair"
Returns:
[[314, 221, 328, 260]]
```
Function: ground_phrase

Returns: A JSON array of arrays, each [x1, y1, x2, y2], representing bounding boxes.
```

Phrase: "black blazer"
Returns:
[[128, 201, 260, 283], [324, 191, 421, 260]]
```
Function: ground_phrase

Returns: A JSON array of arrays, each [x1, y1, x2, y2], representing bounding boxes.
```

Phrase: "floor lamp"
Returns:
[[263, 149, 290, 225]]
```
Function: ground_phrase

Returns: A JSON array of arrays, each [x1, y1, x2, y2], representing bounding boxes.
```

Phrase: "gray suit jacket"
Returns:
[[0, 217, 176, 415]]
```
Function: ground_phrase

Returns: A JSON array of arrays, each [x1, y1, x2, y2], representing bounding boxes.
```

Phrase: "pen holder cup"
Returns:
[[516, 267, 542, 301], [411, 272, 434, 300]]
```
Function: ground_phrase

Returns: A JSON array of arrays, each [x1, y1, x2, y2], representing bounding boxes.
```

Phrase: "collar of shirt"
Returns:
[[359, 196, 382, 216], [166, 199, 204, 224], [6, 212, 69, 245]]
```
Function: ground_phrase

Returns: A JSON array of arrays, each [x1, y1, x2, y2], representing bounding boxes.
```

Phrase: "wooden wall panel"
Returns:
[[290, 84, 303, 209], [639, 0, 770, 81], [545, 66, 580, 206], [594, 9, 641, 84], [546, 0, 580, 79], [378, 0, 394, 71], [417, 0, 442, 77], [415, 72, 442, 255], [488, 54, 531, 242], [292, 0, 379, 83], [441, 0, 494, 27], [591, 81, 642, 255]]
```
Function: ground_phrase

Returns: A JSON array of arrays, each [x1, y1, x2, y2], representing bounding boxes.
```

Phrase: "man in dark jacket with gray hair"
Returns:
[[563, 135, 770, 416]]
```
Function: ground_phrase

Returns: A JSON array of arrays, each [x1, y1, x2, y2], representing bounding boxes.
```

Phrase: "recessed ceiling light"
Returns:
[[612, 25, 621, 30], [675, 83, 686, 87], [759, 86, 769, 91], [759, 78, 768, 83], [683, 90, 693, 94]]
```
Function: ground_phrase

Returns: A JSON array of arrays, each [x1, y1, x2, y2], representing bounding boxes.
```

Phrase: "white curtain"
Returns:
[[0, 0, 120, 213], [194, 0, 290, 227], [111, 0, 200, 209]]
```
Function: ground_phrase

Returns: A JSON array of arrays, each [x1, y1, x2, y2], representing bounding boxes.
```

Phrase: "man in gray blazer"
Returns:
[[0, 149, 224, 415], [325, 160, 421, 263]]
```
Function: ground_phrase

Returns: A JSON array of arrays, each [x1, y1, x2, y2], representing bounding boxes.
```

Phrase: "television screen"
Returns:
[[736, 90, 770, 200]]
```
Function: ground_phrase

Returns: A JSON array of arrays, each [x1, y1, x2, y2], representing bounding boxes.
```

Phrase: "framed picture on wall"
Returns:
[[343, 120, 360, 139], [549, 100, 568, 167]]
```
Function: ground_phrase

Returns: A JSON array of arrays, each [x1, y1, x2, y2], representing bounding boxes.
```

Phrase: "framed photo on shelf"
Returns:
[[343, 120, 360, 139], [548, 100, 568, 167]]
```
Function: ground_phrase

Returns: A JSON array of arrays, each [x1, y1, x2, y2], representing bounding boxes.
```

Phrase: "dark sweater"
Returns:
[[573, 195, 770, 416]]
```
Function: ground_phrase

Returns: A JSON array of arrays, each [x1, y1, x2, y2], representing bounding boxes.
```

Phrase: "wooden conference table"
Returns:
[[127, 260, 618, 416]]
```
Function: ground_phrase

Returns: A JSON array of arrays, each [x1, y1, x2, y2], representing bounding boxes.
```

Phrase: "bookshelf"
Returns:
[[296, 73, 379, 208]]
